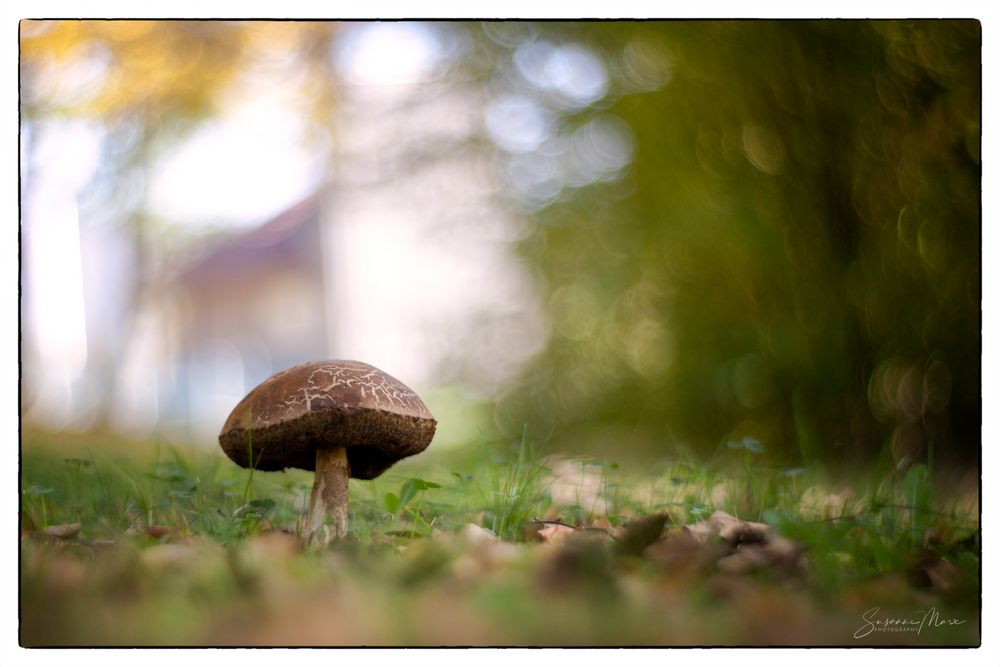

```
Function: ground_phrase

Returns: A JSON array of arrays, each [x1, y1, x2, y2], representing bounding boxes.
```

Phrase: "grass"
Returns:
[[19, 427, 980, 646], [482, 431, 550, 540]]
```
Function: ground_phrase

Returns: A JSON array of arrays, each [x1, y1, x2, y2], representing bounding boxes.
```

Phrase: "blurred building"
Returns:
[[168, 192, 330, 437]]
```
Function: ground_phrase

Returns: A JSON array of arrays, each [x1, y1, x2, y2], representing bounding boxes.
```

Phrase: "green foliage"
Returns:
[[384, 492, 400, 514], [19, 435, 296, 545], [486, 21, 980, 466], [384, 478, 443, 533], [481, 434, 550, 541], [19, 430, 979, 645]]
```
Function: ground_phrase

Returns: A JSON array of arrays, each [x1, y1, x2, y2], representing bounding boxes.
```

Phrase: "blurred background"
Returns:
[[19, 20, 981, 469]]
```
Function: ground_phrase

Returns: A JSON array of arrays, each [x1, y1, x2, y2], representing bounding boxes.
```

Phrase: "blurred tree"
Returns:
[[20, 21, 341, 425], [21, 20, 981, 467], [485, 21, 980, 467]]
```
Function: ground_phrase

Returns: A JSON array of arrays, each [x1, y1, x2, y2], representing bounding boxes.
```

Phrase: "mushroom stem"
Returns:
[[305, 446, 350, 546]]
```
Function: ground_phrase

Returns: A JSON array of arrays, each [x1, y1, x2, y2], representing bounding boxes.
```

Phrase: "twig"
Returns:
[[528, 518, 617, 539]]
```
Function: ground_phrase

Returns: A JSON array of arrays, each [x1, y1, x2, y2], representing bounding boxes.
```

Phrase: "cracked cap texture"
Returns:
[[218, 360, 436, 479]]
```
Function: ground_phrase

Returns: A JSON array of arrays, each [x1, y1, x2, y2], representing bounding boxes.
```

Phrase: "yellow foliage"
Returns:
[[20, 20, 339, 121]]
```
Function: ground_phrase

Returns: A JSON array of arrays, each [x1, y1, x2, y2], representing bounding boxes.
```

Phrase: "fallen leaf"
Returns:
[[649, 511, 805, 577], [591, 517, 614, 530], [684, 511, 739, 542], [537, 523, 576, 546], [719, 519, 772, 546], [145, 525, 172, 540], [645, 528, 726, 574], [614, 514, 669, 556], [525, 520, 577, 547], [42, 522, 81, 540]]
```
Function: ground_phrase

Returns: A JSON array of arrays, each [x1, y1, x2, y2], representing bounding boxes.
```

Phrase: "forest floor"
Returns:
[[20, 428, 981, 646]]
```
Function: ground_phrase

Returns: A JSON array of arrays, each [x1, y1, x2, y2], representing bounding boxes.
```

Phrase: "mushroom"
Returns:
[[218, 360, 436, 546]]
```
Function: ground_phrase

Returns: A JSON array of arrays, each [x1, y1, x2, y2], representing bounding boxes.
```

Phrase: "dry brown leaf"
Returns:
[[591, 517, 613, 530], [684, 511, 738, 542], [719, 519, 772, 545], [719, 529, 804, 575], [42, 522, 81, 540], [145, 525, 172, 539], [524, 520, 578, 547], [536, 522, 576, 546], [527, 518, 616, 546], [614, 514, 669, 556], [645, 528, 725, 574], [650, 511, 805, 576]]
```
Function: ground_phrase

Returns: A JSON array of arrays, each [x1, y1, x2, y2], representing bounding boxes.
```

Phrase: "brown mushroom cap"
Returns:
[[218, 360, 436, 479]]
